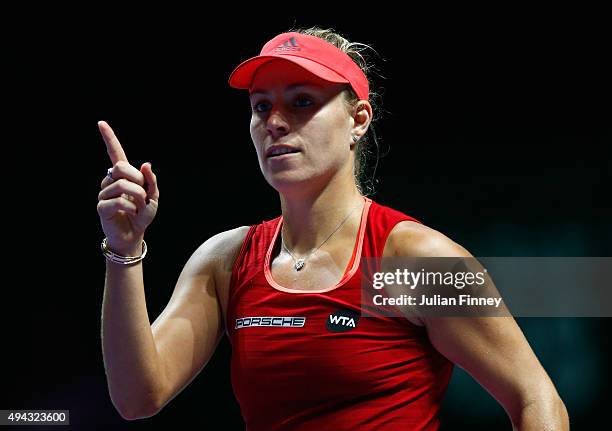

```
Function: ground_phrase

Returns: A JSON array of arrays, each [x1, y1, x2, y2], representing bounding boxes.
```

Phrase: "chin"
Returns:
[[266, 172, 308, 193], [268, 171, 330, 197]]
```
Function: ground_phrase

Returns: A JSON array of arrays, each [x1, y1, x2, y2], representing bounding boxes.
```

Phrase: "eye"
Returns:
[[251, 95, 314, 113], [295, 95, 313, 107], [252, 101, 270, 113]]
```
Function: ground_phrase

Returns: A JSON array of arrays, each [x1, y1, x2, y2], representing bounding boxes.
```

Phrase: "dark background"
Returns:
[[3, 7, 610, 430]]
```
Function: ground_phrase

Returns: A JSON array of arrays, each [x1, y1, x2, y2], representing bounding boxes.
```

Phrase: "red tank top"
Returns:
[[227, 197, 453, 430]]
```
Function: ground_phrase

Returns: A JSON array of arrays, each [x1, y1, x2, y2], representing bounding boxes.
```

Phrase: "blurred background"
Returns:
[[3, 7, 610, 430]]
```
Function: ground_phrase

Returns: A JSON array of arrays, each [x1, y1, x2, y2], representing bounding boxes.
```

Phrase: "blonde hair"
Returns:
[[287, 25, 385, 197]]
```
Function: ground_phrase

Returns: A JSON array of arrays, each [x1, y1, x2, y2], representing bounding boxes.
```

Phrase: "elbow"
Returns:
[[539, 395, 569, 430], [541, 392, 570, 429], [554, 396, 570, 429], [118, 405, 158, 421], [512, 393, 569, 430], [112, 393, 163, 421]]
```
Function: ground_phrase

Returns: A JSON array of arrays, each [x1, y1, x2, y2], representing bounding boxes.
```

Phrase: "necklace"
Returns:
[[281, 200, 363, 271]]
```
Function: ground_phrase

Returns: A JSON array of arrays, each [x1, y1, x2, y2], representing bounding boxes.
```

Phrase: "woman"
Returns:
[[98, 27, 569, 430]]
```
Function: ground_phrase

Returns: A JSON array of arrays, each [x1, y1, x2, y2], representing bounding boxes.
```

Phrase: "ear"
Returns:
[[351, 101, 372, 142]]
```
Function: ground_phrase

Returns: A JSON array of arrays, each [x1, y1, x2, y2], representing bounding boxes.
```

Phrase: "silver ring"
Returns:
[[107, 167, 114, 180]]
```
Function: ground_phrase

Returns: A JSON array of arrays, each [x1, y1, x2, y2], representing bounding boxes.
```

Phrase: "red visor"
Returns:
[[228, 32, 369, 101]]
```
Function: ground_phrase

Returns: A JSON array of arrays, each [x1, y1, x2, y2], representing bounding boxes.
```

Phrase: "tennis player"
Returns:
[[98, 27, 569, 430]]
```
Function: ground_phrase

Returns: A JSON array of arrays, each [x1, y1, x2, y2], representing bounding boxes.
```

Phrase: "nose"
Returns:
[[266, 106, 290, 139]]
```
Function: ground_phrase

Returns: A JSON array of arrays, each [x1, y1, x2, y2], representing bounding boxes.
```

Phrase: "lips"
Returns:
[[266, 144, 301, 158]]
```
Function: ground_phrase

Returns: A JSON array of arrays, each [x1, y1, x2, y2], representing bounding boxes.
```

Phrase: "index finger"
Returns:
[[98, 120, 129, 165]]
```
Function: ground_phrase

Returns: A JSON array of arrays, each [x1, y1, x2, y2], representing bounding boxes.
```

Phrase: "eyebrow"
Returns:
[[249, 82, 323, 97]]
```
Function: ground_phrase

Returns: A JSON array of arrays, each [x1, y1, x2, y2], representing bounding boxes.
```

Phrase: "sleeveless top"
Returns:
[[226, 197, 454, 430]]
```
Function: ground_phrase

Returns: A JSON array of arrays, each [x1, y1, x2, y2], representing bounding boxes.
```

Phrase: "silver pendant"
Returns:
[[294, 259, 305, 271]]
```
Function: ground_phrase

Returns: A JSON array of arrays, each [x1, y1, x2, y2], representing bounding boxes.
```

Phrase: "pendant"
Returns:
[[294, 259, 305, 271]]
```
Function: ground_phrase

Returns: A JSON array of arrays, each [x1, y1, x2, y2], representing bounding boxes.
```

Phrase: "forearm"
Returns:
[[101, 256, 166, 419], [511, 396, 569, 431]]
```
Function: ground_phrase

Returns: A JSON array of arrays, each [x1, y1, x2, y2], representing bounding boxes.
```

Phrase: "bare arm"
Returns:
[[101, 226, 248, 420], [97, 120, 166, 420], [426, 316, 568, 430], [389, 222, 570, 430], [97, 120, 250, 420], [149, 226, 249, 413], [101, 252, 165, 419]]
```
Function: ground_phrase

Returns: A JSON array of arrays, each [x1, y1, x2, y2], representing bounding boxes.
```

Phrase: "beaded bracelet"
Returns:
[[101, 237, 147, 265]]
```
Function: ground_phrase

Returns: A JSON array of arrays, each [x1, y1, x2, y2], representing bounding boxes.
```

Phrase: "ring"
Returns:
[[107, 167, 114, 180]]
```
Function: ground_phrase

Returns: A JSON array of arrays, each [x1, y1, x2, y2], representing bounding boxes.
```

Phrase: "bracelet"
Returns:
[[101, 237, 147, 265]]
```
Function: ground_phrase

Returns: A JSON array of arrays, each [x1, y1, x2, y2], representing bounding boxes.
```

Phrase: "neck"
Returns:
[[279, 175, 365, 255]]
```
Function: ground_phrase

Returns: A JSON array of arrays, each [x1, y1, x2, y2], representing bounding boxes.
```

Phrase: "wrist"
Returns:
[[105, 239, 144, 257], [101, 238, 147, 265]]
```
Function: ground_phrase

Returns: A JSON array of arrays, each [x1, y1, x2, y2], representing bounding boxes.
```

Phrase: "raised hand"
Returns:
[[97, 121, 160, 255]]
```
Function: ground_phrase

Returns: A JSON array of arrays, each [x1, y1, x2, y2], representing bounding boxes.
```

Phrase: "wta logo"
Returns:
[[235, 316, 306, 329], [326, 309, 360, 332]]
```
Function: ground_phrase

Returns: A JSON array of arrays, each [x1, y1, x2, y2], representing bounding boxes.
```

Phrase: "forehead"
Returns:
[[248, 60, 334, 96]]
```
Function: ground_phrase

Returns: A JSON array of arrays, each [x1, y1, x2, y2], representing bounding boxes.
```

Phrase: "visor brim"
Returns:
[[228, 55, 349, 90]]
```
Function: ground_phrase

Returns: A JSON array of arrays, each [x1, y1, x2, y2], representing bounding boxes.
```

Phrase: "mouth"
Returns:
[[265, 143, 302, 158], [267, 149, 301, 159]]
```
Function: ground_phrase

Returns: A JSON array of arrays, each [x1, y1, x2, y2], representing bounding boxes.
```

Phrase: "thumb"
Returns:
[[140, 162, 159, 202]]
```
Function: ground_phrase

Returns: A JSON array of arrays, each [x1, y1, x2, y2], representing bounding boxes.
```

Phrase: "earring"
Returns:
[[352, 135, 359, 143]]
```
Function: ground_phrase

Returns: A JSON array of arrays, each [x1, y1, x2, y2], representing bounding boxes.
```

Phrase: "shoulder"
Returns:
[[385, 220, 475, 327], [221, 225, 253, 264], [211, 225, 253, 272], [183, 225, 253, 277], [212, 225, 253, 254], [387, 220, 473, 258]]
